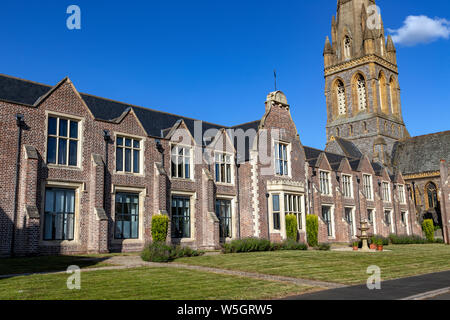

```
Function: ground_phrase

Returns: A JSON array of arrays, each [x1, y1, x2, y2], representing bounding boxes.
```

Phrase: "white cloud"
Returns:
[[388, 15, 450, 46]]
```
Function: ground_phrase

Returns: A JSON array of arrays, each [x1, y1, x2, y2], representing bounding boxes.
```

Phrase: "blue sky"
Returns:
[[0, 0, 449, 149]]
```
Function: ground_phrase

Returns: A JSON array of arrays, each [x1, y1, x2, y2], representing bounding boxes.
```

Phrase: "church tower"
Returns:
[[324, 0, 409, 165]]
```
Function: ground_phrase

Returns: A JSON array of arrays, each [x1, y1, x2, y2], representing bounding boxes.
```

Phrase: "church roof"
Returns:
[[392, 131, 450, 175], [333, 137, 363, 159]]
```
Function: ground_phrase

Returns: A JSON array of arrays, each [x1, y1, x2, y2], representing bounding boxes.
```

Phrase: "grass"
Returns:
[[0, 255, 119, 276], [0, 267, 313, 300], [176, 244, 450, 285]]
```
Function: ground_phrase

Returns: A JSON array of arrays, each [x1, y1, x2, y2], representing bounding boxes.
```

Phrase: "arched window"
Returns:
[[349, 125, 353, 136], [389, 77, 398, 115], [336, 127, 340, 137], [363, 121, 368, 133], [336, 80, 347, 116], [344, 36, 352, 59], [356, 74, 367, 111], [378, 72, 388, 114], [426, 183, 438, 209]]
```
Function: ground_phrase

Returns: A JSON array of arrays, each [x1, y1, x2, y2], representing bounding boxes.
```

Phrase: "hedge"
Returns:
[[222, 238, 307, 254], [141, 242, 204, 263], [151, 215, 169, 243], [306, 215, 319, 247], [285, 215, 298, 241]]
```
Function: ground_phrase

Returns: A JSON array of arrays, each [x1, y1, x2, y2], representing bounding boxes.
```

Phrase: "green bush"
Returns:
[[279, 239, 308, 251], [422, 219, 435, 242], [317, 243, 331, 251], [306, 215, 319, 247], [151, 215, 169, 243], [372, 235, 389, 246], [285, 215, 298, 241], [389, 234, 427, 244], [222, 238, 307, 254], [141, 242, 204, 262], [141, 242, 173, 262]]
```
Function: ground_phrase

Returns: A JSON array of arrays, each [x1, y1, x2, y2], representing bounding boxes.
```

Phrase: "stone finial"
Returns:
[[266, 91, 288, 105], [386, 35, 396, 52], [323, 36, 333, 55]]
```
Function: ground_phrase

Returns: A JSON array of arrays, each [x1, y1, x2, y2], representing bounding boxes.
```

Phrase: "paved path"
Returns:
[[284, 270, 450, 300], [106, 255, 344, 289]]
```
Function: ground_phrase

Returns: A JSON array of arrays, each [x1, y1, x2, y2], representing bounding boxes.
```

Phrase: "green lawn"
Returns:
[[0, 255, 120, 276], [0, 267, 312, 300], [176, 244, 450, 285]]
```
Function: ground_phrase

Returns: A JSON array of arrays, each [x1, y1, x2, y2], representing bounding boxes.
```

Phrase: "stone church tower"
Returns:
[[324, 0, 409, 166]]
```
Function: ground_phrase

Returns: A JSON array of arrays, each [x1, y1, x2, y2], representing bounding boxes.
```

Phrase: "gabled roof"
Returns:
[[392, 131, 450, 175], [303, 146, 347, 169], [0, 73, 260, 142], [0, 74, 51, 105]]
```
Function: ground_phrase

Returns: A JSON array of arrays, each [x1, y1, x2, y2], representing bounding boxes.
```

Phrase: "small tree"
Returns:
[[285, 215, 298, 241], [152, 215, 169, 243], [422, 219, 435, 242], [306, 215, 319, 247]]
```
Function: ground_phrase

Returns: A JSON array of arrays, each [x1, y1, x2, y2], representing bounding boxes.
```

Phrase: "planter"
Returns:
[[370, 244, 377, 250], [377, 245, 383, 252], [353, 246, 358, 251]]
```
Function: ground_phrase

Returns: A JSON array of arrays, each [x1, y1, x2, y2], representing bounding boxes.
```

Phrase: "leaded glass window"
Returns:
[[171, 196, 191, 238], [44, 188, 75, 241], [115, 193, 139, 239], [47, 116, 79, 166], [357, 74, 367, 111]]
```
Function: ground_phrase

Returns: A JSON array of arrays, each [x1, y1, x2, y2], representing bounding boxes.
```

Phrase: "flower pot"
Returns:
[[353, 246, 358, 251], [370, 244, 377, 250], [377, 245, 383, 251]]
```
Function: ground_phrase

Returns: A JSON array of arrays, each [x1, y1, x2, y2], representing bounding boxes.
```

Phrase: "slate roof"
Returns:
[[0, 74, 259, 141], [391, 131, 450, 175], [334, 137, 363, 159], [303, 146, 348, 168]]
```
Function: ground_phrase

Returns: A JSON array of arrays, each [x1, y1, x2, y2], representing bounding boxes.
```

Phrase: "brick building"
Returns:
[[0, 0, 448, 257]]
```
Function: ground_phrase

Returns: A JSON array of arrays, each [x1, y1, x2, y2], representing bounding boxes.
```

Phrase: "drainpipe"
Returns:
[[11, 114, 25, 257], [103, 130, 111, 210], [235, 156, 241, 239], [355, 175, 362, 228], [266, 193, 270, 241]]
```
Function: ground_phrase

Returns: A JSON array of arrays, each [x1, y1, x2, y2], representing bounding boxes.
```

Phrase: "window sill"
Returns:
[[111, 239, 143, 245], [46, 164, 81, 171], [216, 182, 235, 187], [171, 177, 195, 183], [114, 171, 145, 177], [40, 240, 80, 246]]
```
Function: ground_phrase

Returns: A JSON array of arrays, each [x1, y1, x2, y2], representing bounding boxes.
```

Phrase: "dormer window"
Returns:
[[275, 142, 289, 176], [171, 145, 191, 179], [47, 116, 80, 167], [382, 182, 391, 202], [116, 136, 141, 174], [215, 153, 232, 184]]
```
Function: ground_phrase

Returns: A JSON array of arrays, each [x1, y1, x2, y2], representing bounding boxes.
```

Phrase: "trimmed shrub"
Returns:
[[372, 235, 389, 246], [141, 242, 173, 263], [285, 215, 298, 241], [280, 239, 308, 251], [141, 242, 204, 263], [389, 234, 427, 244], [422, 219, 435, 242], [306, 215, 319, 247], [222, 238, 307, 254], [317, 243, 331, 251], [151, 215, 169, 243]]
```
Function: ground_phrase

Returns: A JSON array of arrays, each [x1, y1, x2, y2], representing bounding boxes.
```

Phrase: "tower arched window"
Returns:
[[344, 36, 352, 60], [356, 74, 367, 111], [336, 80, 346, 116], [363, 121, 368, 133], [426, 183, 438, 209]]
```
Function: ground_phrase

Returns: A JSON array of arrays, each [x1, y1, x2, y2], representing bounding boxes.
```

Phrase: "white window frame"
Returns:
[[215, 152, 234, 185], [363, 174, 373, 200], [170, 144, 193, 180], [274, 141, 290, 176], [322, 205, 335, 239], [319, 170, 331, 196], [46, 113, 82, 168], [382, 181, 391, 202], [398, 184, 406, 204], [342, 174, 353, 198], [115, 135, 143, 175], [284, 193, 304, 231]]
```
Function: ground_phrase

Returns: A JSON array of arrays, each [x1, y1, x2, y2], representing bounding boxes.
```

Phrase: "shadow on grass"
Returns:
[[0, 255, 112, 279]]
